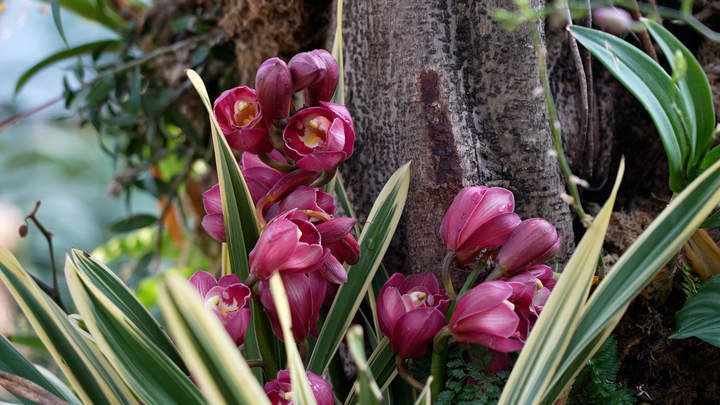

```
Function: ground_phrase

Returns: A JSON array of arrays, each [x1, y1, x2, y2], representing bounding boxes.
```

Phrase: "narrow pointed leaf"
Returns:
[[330, 0, 344, 105], [71, 249, 187, 373], [499, 159, 624, 405], [158, 274, 271, 405], [548, 156, 720, 402], [268, 273, 316, 405], [413, 376, 433, 405], [645, 19, 716, 167], [346, 326, 382, 405], [570, 25, 686, 192], [670, 276, 720, 345], [66, 258, 203, 405], [344, 337, 396, 405], [0, 245, 137, 405], [36, 0, 126, 32], [308, 162, 411, 375]]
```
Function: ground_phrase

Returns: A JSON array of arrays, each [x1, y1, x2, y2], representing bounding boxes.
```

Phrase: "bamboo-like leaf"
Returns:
[[700, 207, 720, 228], [38, 0, 126, 31], [268, 273, 316, 405], [51, 0, 70, 48], [15, 40, 121, 95], [645, 19, 716, 167], [158, 274, 271, 405], [413, 376, 433, 405], [66, 257, 204, 405], [186, 69, 266, 380], [0, 334, 79, 405], [570, 26, 686, 192], [308, 162, 411, 375], [71, 249, 187, 373], [547, 156, 720, 402], [0, 245, 137, 405], [35, 364, 83, 405], [346, 326, 383, 405], [498, 159, 625, 405], [330, 0, 344, 105], [344, 337, 396, 405], [670, 276, 720, 346]]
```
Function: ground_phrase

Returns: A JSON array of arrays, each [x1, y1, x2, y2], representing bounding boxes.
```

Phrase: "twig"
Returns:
[[564, 5, 591, 173], [0, 371, 71, 405], [20, 201, 65, 311], [0, 96, 64, 134], [628, 0, 660, 63]]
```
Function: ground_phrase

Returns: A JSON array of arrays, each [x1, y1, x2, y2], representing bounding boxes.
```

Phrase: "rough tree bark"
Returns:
[[339, 0, 575, 283]]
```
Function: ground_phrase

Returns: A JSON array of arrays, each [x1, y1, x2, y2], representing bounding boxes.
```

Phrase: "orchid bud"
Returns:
[[593, 7, 633, 36], [258, 271, 326, 342], [440, 187, 522, 264], [377, 273, 449, 359], [302, 50, 339, 106], [213, 86, 272, 154], [248, 211, 328, 280], [495, 218, 561, 276], [264, 370, 333, 405], [283, 104, 355, 171], [255, 57, 293, 122], [448, 281, 524, 352], [188, 271, 252, 346], [201, 184, 226, 242], [288, 52, 327, 93]]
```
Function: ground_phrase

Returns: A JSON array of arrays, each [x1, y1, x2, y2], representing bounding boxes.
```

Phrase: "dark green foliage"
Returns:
[[681, 261, 704, 299], [436, 345, 513, 405], [568, 336, 637, 405]]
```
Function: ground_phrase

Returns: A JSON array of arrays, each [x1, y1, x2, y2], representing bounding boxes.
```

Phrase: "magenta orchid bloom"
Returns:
[[440, 186, 522, 264], [265, 185, 336, 223], [258, 271, 325, 342], [248, 211, 328, 281], [495, 218, 562, 276], [283, 104, 355, 171], [288, 51, 327, 93], [501, 264, 557, 340], [213, 86, 272, 155], [240, 150, 286, 204], [377, 273, 449, 359], [187, 271, 252, 346], [255, 57, 293, 123], [264, 370, 333, 405], [449, 280, 524, 353], [314, 217, 358, 284]]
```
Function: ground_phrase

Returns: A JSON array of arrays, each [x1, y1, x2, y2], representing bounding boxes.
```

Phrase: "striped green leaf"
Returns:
[[0, 334, 80, 405], [670, 276, 720, 346], [644, 19, 716, 169], [545, 156, 720, 403], [158, 274, 271, 405], [0, 245, 137, 405], [268, 273, 316, 405], [65, 256, 204, 405], [345, 338, 396, 405], [330, 0, 345, 105], [308, 162, 411, 375], [413, 376, 432, 405], [70, 249, 187, 373], [498, 159, 625, 405], [346, 326, 383, 405], [186, 68, 268, 380], [570, 26, 687, 192]]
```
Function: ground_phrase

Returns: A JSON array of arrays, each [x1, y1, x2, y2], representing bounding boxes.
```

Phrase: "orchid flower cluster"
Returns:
[[377, 186, 561, 387], [190, 50, 355, 404], [188, 51, 561, 401]]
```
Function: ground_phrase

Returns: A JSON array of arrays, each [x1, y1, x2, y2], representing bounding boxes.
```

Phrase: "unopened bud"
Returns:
[[18, 224, 28, 237], [672, 50, 687, 84], [288, 52, 327, 93], [593, 7, 633, 36], [255, 57, 293, 122], [303, 50, 339, 106]]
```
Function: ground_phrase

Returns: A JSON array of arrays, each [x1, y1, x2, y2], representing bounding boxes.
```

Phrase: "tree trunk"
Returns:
[[340, 0, 575, 284]]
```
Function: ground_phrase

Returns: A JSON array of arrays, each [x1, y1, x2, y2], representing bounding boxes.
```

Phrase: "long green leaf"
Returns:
[[36, 0, 126, 32], [15, 40, 121, 95], [645, 19, 716, 168], [413, 376, 433, 405], [0, 334, 79, 405], [498, 159, 624, 405], [51, 0, 70, 48], [186, 69, 268, 380], [66, 260, 204, 405], [330, 0, 344, 105], [158, 274, 271, 405], [0, 246, 137, 405], [547, 155, 720, 402], [308, 162, 411, 375], [346, 326, 383, 405], [345, 338, 396, 405], [268, 273, 316, 405], [570, 26, 687, 192], [71, 249, 187, 373], [670, 276, 720, 346]]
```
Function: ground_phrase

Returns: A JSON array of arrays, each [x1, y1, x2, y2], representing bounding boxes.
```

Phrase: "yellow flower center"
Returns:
[[234, 101, 257, 127], [300, 117, 331, 148]]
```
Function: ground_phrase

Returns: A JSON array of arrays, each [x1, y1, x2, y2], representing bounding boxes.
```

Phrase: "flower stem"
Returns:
[[298, 339, 310, 364], [430, 327, 452, 404], [442, 252, 457, 300], [309, 168, 337, 188], [395, 356, 424, 391], [259, 152, 295, 173], [245, 359, 265, 368], [457, 253, 491, 298], [484, 266, 506, 282]]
